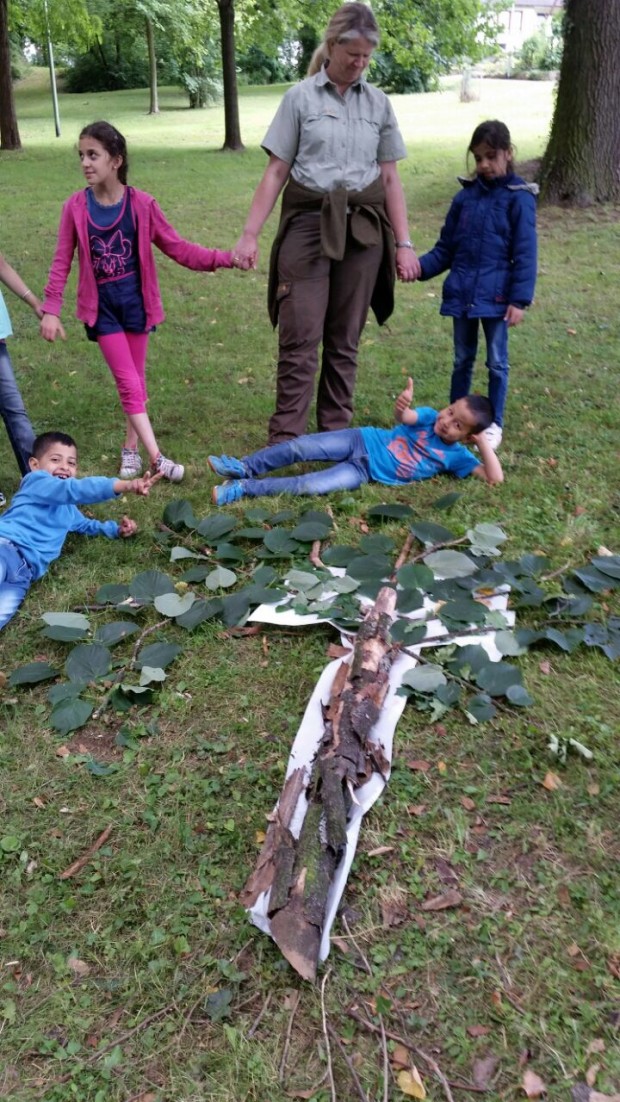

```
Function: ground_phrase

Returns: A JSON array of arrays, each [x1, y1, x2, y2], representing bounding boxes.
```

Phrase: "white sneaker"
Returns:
[[119, 447, 142, 479], [154, 453, 185, 482], [482, 422, 503, 451]]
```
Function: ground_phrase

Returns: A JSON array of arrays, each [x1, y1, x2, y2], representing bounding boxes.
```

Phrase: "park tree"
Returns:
[[217, 0, 243, 149], [0, 0, 21, 149], [539, 0, 620, 205]]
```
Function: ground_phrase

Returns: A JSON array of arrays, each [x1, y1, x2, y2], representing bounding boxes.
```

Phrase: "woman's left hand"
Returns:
[[396, 247, 421, 282]]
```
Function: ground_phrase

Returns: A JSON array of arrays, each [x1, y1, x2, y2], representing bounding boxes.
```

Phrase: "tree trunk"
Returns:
[[217, 0, 244, 151], [145, 16, 159, 116], [242, 587, 398, 981], [0, 0, 22, 151], [539, 0, 620, 205]]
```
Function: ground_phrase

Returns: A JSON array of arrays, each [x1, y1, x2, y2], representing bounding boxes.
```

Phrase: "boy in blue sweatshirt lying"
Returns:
[[209, 377, 503, 505], [0, 431, 159, 632]]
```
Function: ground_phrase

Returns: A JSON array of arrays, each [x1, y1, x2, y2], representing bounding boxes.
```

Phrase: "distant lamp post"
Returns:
[[43, 0, 61, 136]]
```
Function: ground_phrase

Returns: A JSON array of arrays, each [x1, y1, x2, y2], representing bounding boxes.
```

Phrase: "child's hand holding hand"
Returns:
[[118, 515, 137, 538], [40, 314, 67, 341], [395, 376, 414, 418]]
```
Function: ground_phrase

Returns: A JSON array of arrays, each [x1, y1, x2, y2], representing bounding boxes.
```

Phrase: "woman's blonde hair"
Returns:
[[307, 3, 380, 76]]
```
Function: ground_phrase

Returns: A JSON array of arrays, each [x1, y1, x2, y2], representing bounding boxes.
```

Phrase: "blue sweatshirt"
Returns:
[[0, 470, 120, 580]]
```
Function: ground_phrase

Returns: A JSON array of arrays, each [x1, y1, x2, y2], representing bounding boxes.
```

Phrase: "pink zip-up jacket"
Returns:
[[42, 187, 233, 329]]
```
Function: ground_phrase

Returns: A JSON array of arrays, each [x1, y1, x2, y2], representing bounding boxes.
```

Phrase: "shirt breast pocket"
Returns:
[[300, 112, 340, 159]]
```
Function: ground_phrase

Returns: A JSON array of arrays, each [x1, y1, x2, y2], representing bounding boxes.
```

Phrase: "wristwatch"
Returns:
[[395, 240, 415, 249]]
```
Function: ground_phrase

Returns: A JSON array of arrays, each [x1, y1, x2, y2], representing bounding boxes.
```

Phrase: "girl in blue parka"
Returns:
[[418, 120, 538, 450]]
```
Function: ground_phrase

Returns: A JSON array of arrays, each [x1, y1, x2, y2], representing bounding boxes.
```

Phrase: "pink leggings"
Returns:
[[97, 331, 149, 415]]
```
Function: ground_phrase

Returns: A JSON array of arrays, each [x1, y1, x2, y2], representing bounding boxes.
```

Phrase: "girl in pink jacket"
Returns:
[[41, 121, 243, 482]]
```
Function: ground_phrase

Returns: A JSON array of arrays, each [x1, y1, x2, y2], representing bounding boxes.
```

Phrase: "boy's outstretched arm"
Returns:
[[470, 435, 504, 485], [394, 377, 419, 426], [113, 471, 163, 496]]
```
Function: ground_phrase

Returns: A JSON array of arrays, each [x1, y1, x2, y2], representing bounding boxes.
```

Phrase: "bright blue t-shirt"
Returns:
[[360, 408, 480, 485], [0, 470, 120, 580]]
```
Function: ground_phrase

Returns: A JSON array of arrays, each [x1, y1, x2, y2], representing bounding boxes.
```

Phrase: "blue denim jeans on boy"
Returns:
[[240, 428, 371, 498], [0, 538, 33, 631], [0, 340, 36, 475], [451, 316, 509, 427]]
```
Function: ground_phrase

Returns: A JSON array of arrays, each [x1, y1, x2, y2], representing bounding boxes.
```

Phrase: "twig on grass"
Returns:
[[92, 618, 168, 720], [279, 988, 301, 1083], [379, 1014, 389, 1102], [246, 992, 272, 1038], [347, 1008, 458, 1102], [326, 1023, 370, 1102], [310, 539, 325, 568], [58, 824, 113, 880], [320, 969, 337, 1102]]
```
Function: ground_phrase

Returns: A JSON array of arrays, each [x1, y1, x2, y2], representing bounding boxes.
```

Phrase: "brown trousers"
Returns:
[[268, 213, 383, 443]]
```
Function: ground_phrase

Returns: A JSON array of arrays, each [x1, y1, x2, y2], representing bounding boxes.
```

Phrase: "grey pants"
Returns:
[[268, 213, 383, 443]]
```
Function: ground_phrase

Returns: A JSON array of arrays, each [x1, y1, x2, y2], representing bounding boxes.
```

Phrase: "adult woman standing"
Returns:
[[234, 2, 419, 444]]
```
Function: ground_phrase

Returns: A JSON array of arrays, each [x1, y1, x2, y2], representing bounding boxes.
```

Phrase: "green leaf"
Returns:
[[244, 506, 271, 523], [170, 546, 208, 562], [163, 499, 197, 530], [263, 529, 299, 555], [290, 521, 332, 542], [439, 597, 487, 629], [410, 520, 455, 545], [322, 545, 358, 567], [447, 644, 492, 677], [50, 697, 94, 736], [389, 620, 427, 645], [397, 563, 434, 591], [591, 555, 620, 579], [285, 568, 323, 592], [180, 565, 211, 583], [360, 534, 395, 554], [396, 587, 425, 614], [330, 575, 360, 595], [136, 642, 181, 670], [465, 694, 497, 723], [467, 522, 508, 551], [176, 598, 223, 630], [346, 554, 392, 581], [495, 630, 528, 657], [573, 563, 618, 592], [65, 644, 111, 683], [48, 681, 86, 705], [9, 662, 58, 687], [196, 515, 238, 542], [139, 666, 167, 686], [41, 612, 91, 630], [252, 565, 279, 585], [85, 759, 118, 777], [267, 508, 297, 525], [400, 664, 447, 693], [129, 570, 176, 603], [213, 542, 246, 563], [234, 527, 268, 541], [424, 549, 477, 579], [475, 661, 522, 697], [221, 590, 253, 627], [94, 621, 140, 646], [0, 836, 22, 853], [205, 987, 233, 1022], [205, 566, 237, 590], [506, 684, 534, 707], [95, 582, 130, 604], [367, 503, 414, 519], [431, 490, 462, 511], [42, 625, 89, 643], [154, 591, 196, 617]]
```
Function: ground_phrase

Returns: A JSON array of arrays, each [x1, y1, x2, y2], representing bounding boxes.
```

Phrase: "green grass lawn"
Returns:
[[0, 72, 619, 1102]]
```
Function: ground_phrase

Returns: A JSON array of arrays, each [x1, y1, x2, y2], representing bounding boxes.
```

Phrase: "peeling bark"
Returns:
[[243, 587, 398, 980]]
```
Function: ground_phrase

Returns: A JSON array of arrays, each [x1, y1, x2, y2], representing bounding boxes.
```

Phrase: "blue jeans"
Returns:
[[0, 341, 36, 475], [0, 538, 33, 631], [451, 316, 509, 426], [241, 428, 371, 498]]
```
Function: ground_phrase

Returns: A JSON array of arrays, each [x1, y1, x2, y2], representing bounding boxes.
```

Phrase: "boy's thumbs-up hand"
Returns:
[[395, 376, 414, 419]]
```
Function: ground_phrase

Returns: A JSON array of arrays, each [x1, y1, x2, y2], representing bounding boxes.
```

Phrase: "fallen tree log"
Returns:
[[242, 586, 398, 980]]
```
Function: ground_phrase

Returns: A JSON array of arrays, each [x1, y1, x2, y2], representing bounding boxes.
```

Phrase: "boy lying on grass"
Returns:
[[209, 377, 503, 505], [0, 431, 160, 632]]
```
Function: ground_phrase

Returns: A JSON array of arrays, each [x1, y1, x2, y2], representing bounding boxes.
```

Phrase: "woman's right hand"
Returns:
[[232, 231, 259, 271], [40, 313, 67, 342]]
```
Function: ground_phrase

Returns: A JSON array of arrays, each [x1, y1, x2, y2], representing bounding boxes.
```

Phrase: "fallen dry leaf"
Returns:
[[590, 1092, 620, 1102], [391, 1044, 411, 1070], [32, 797, 46, 809], [407, 759, 430, 772], [567, 328, 577, 335], [437, 760, 447, 773], [407, 804, 427, 817], [607, 954, 620, 980], [67, 957, 90, 977], [397, 1066, 426, 1098], [381, 897, 408, 928], [587, 782, 600, 796], [586, 1039, 606, 1056], [421, 889, 463, 912], [522, 1067, 547, 1098], [539, 660, 551, 675], [574, 506, 586, 516], [56, 745, 71, 758], [486, 794, 512, 805], [461, 796, 476, 811], [542, 771, 562, 791], [327, 643, 352, 659], [285, 1092, 315, 1100], [367, 845, 395, 857], [473, 1054, 499, 1089], [467, 1024, 491, 1037], [586, 1064, 600, 1087]]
